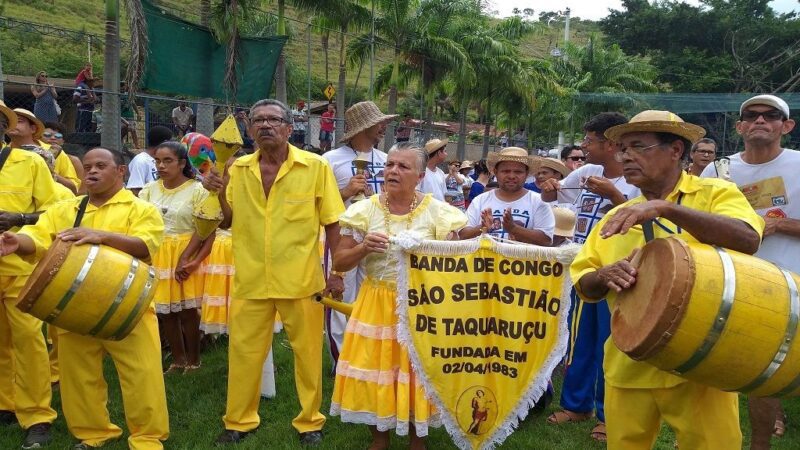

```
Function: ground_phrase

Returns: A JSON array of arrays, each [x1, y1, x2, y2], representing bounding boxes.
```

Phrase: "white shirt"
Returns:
[[419, 166, 446, 201], [701, 149, 800, 273], [467, 189, 555, 241], [323, 145, 387, 207], [557, 164, 640, 244], [292, 108, 307, 132], [172, 107, 193, 127], [126, 151, 158, 189]]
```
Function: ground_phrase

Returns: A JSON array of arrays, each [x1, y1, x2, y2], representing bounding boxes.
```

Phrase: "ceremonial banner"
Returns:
[[396, 236, 579, 450]]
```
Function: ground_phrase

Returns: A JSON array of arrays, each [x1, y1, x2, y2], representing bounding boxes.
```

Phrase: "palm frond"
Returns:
[[123, 0, 148, 104]]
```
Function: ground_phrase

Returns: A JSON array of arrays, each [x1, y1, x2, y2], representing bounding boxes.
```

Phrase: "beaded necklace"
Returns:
[[381, 193, 418, 234]]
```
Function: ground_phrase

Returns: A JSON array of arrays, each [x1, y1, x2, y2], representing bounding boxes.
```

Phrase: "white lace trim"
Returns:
[[341, 226, 365, 243], [336, 360, 409, 385], [329, 403, 441, 437], [203, 264, 235, 275], [199, 323, 228, 334], [202, 295, 229, 306], [155, 299, 202, 314], [345, 319, 396, 340]]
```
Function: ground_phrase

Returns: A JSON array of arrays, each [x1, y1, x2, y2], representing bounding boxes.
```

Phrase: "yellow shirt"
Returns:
[[39, 141, 81, 189], [570, 173, 765, 389], [139, 179, 208, 235], [226, 145, 345, 299], [19, 188, 164, 266], [53, 182, 76, 202], [0, 147, 59, 276]]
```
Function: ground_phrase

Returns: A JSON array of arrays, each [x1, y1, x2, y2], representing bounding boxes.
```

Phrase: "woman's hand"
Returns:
[[362, 232, 390, 254]]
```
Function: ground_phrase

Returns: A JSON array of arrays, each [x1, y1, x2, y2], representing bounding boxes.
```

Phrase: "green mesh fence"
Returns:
[[141, 0, 286, 105]]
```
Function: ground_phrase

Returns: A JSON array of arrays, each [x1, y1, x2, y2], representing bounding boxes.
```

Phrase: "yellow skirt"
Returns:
[[330, 278, 440, 437], [200, 230, 233, 334], [152, 233, 204, 314]]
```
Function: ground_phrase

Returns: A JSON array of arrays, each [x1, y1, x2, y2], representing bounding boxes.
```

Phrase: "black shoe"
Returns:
[[22, 422, 52, 449], [0, 410, 17, 426], [299, 430, 323, 446], [215, 429, 254, 445]]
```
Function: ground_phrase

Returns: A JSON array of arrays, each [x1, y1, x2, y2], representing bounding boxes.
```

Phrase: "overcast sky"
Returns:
[[488, 0, 799, 21]]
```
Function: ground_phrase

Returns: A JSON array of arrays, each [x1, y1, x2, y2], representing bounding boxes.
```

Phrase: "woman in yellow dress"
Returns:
[[330, 142, 467, 450], [139, 141, 212, 373]]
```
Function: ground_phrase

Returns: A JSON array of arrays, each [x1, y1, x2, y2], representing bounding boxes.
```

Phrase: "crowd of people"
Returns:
[[0, 91, 797, 450]]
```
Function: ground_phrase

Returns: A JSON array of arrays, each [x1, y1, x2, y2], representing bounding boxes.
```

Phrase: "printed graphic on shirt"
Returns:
[[573, 192, 610, 244], [350, 161, 386, 195], [766, 208, 788, 219], [740, 176, 788, 210], [487, 208, 530, 240]]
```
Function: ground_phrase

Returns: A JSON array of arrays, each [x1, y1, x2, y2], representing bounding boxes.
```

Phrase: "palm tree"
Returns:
[[272, 0, 288, 103]]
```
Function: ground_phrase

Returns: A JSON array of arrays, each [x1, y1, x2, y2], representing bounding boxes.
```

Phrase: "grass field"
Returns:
[[1, 332, 797, 449]]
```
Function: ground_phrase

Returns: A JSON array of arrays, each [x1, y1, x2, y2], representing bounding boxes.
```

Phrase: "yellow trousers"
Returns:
[[59, 309, 169, 449], [0, 275, 56, 428], [605, 381, 742, 450], [47, 324, 59, 384], [223, 297, 325, 433]]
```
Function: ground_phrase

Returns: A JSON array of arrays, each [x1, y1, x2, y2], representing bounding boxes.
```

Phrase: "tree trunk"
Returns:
[[383, 50, 400, 151], [102, 0, 122, 151], [481, 92, 492, 158], [274, 0, 287, 104], [321, 31, 330, 82], [457, 98, 467, 160], [200, 0, 211, 26], [335, 25, 347, 142]]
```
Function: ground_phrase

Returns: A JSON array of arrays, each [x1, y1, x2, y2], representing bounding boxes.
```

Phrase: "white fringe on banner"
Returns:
[[394, 233, 580, 450]]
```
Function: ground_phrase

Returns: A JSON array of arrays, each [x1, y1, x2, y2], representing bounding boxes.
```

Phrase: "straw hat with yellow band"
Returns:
[[424, 138, 448, 155], [533, 157, 571, 178], [486, 147, 537, 172], [0, 100, 17, 131], [339, 101, 398, 144], [604, 110, 706, 144], [12, 108, 45, 140]]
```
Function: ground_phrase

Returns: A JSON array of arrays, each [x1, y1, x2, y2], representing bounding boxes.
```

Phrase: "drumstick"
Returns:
[[315, 295, 353, 316]]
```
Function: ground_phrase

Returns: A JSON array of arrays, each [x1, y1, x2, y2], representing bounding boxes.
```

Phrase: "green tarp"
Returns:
[[141, 0, 286, 105]]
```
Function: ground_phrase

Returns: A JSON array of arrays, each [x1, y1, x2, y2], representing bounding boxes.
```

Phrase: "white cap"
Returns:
[[740, 94, 790, 118]]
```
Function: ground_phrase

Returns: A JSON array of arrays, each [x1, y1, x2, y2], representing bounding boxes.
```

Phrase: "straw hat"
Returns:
[[533, 157, 571, 178], [424, 138, 448, 155], [604, 110, 706, 144], [0, 100, 18, 131], [339, 101, 398, 143], [487, 147, 536, 172], [553, 207, 577, 238], [12, 108, 45, 139], [459, 160, 474, 171]]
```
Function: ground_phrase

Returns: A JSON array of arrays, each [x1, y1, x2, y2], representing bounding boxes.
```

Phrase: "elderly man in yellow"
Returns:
[[202, 99, 345, 446], [570, 110, 765, 450], [9, 108, 80, 194], [0, 100, 60, 449], [0, 147, 169, 450]]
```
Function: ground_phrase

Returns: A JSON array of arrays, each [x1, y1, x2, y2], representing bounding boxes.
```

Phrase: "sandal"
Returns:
[[547, 409, 593, 425], [183, 363, 202, 374], [773, 411, 787, 438], [163, 363, 185, 374], [590, 422, 607, 442]]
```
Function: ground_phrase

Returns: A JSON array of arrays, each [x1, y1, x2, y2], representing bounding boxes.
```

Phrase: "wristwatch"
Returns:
[[330, 270, 346, 278]]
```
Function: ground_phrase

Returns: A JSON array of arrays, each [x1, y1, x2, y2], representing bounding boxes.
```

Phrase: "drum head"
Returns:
[[15, 239, 72, 312], [612, 237, 695, 360]]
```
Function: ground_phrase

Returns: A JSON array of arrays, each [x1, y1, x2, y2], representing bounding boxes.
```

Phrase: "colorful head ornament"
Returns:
[[182, 132, 216, 174]]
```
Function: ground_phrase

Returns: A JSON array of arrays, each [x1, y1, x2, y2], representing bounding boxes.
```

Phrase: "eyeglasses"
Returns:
[[692, 149, 715, 156], [251, 116, 287, 127], [614, 142, 666, 162], [582, 136, 606, 145], [740, 110, 785, 122], [42, 132, 63, 139], [567, 156, 586, 161]]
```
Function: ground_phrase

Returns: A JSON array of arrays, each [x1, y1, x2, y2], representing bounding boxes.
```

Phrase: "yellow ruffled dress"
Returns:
[[139, 179, 209, 314], [330, 194, 467, 437], [200, 229, 234, 334]]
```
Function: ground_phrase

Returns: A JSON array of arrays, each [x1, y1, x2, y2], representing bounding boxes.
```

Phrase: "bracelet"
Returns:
[[480, 226, 488, 234], [330, 270, 346, 278], [18, 213, 25, 226]]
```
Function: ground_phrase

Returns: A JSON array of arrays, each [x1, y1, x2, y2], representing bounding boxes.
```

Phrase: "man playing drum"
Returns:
[[570, 110, 765, 449], [0, 101, 60, 449], [701, 94, 800, 449], [0, 147, 169, 449]]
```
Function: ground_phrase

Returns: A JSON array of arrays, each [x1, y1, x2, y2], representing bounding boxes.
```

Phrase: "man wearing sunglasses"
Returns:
[[42, 122, 84, 188], [701, 94, 798, 450]]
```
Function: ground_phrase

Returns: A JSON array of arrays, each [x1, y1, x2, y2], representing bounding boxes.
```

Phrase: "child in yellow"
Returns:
[[0, 148, 169, 449]]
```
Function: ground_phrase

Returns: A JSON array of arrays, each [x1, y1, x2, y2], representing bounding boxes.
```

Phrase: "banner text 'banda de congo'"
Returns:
[[397, 238, 578, 450]]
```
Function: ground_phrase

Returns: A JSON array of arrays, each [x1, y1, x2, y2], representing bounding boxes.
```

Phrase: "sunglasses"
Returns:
[[567, 156, 586, 161], [740, 110, 785, 122], [43, 132, 63, 139]]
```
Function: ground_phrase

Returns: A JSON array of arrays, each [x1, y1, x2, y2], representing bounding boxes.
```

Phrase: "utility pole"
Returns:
[[369, 0, 375, 99], [563, 7, 571, 44], [307, 23, 312, 146]]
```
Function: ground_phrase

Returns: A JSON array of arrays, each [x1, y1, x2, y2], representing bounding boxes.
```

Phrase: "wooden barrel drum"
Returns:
[[612, 237, 800, 397], [16, 239, 157, 341]]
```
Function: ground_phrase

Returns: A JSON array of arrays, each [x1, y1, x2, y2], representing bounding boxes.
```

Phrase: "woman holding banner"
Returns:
[[330, 142, 467, 449]]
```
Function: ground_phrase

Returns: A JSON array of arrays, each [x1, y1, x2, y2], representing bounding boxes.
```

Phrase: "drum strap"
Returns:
[[73, 196, 90, 228], [643, 193, 685, 242], [0, 147, 11, 173]]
